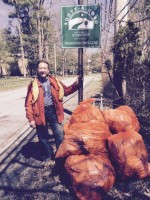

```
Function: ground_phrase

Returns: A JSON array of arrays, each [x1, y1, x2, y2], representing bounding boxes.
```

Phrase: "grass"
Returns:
[[0, 75, 73, 91], [0, 77, 32, 91]]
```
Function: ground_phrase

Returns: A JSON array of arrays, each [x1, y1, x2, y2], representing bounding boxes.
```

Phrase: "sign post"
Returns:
[[78, 47, 83, 103], [61, 3, 101, 103], [78, 0, 83, 103]]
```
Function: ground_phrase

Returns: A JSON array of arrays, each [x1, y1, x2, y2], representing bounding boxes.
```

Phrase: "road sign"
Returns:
[[61, 4, 101, 48]]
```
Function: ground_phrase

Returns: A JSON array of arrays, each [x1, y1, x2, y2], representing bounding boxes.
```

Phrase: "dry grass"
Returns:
[[0, 77, 32, 91]]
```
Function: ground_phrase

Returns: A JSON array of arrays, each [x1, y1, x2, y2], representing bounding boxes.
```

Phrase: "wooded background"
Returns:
[[0, 0, 149, 125]]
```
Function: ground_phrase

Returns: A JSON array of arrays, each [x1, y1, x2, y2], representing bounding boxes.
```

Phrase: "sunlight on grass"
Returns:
[[0, 77, 32, 91]]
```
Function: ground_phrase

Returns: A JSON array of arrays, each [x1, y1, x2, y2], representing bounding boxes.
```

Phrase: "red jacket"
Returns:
[[25, 76, 78, 125]]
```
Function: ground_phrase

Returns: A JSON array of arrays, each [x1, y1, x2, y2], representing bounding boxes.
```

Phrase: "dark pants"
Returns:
[[36, 106, 64, 160]]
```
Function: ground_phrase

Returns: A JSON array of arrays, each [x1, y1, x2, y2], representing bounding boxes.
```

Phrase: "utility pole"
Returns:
[[113, 0, 128, 108], [113, 0, 123, 108], [78, 0, 84, 103]]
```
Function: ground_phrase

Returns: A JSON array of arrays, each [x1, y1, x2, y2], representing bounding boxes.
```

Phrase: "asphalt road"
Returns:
[[0, 75, 97, 155], [0, 87, 29, 154]]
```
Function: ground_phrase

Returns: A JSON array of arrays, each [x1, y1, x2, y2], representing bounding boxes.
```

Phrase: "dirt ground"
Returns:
[[0, 76, 149, 200]]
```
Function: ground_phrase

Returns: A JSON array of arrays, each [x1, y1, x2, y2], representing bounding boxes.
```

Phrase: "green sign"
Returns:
[[61, 4, 101, 48]]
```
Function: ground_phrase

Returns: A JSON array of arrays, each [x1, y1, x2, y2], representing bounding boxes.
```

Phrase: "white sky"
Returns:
[[0, 1, 13, 29]]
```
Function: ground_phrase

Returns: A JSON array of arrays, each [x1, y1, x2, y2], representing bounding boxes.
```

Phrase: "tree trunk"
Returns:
[[45, 40, 49, 60], [113, 69, 125, 108], [16, 3, 26, 77], [37, 11, 42, 59], [41, 17, 44, 57]]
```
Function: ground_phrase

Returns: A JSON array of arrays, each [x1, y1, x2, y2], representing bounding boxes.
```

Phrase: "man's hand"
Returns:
[[29, 121, 36, 129], [75, 75, 84, 85]]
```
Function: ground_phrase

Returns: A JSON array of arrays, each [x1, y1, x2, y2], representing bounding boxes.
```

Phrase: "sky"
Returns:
[[0, 1, 13, 29]]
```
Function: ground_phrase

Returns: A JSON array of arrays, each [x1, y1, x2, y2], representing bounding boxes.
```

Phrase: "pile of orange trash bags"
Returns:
[[56, 99, 150, 200]]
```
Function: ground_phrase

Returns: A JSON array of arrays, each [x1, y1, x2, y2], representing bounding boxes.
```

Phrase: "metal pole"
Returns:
[[78, 0, 84, 104], [78, 48, 83, 103], [113, 0, 125, 108]]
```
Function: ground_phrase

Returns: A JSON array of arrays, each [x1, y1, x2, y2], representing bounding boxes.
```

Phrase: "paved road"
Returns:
[[0, 75, 97, 154], [0, 87, 29, 154]]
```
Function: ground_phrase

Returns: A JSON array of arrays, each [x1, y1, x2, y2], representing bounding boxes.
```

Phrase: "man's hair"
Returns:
[[36, 60, 49, 69]]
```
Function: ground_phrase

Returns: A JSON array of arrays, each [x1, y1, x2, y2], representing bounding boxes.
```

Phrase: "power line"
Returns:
[[101, 26, 114, 34], [110, 1, 131, 24], [104, 0, 108, 30], [104, 0, 147, 31], [120, 0, 138, 22], [71, 0, 77, 4], [100, 0, 115, 67], [108, 0, 113, 23], [100, 0, 140, 60], [132, 16, 150, 23]]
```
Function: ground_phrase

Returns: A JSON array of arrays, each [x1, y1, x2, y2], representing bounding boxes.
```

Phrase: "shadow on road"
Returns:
[[21, 141, 43, 161]]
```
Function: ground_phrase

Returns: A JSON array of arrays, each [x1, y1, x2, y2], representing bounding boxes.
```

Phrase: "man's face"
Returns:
[[37, 62, 49, 78]]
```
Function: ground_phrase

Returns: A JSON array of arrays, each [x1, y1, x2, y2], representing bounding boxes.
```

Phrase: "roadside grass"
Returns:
[[0, 75, 74, 91], [0, 77, 32, 91]]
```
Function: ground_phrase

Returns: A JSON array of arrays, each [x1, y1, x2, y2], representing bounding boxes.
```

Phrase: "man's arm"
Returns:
[[60, 77, 79, 96], [25, 83, 36, 128]]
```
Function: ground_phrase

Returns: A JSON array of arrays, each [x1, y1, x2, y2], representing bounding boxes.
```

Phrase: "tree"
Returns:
[[112, 21, 141, 106], [112, 20, 150, 116], [0, 30, 14, 76], [128, 0, 150, 59], [3, 0, 29, 77], [2, 0, 57, 76]]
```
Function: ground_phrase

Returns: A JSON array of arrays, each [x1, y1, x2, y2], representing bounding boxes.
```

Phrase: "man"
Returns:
[[25, 60, 79, 164]]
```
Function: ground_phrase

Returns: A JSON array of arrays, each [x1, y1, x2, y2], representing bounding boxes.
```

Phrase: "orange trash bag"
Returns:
[[56, 99, 111, 159], [103, 105, 140, 133], [56, 122, 111, 159], [108, 131, 150, 179], [68, 98, 106, 126], [65, 154, 116, 200]]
